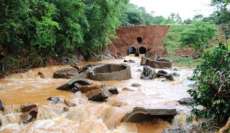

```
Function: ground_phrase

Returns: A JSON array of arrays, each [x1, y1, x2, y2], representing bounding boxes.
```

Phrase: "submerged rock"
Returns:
[[131, 83, 141, 87], [86, 87, 119, 102], [86, 89, 111, 102], [64, 100, 76, 107], [165, 74, 174, 81], [20, 104, 38, 124], [141, 57, 172, 68], [156, 70, 174, 81], [122, 107, 177, 123], [172, 72, 180, 77], [178, 98, 194, 105], [140, 66, 156, 80], [47, 97, 64, 104], [37, 72, 45, 78], [0, 100, 4, 112], [163, 128, 186, 133], [108, 87, 119, 95], [57, 79, 101, 93], [124, 59, 135, 63], [77, 64, 95, 73], [53, 68, 79, 79]]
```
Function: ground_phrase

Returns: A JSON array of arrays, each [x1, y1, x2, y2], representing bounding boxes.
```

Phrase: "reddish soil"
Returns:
[[108, 25, 170, 57]]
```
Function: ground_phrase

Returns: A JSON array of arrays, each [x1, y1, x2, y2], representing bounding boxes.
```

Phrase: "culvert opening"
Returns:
[[139, 47, 147, 54], [137, 37, 143, 44], [88, 64, 131, 81], [128, 47, 137, 55]]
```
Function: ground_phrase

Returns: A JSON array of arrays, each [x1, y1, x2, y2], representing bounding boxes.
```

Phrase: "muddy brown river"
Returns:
[[0, 56, 194, 133]]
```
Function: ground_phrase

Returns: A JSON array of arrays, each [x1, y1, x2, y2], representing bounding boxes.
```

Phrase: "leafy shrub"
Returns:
[[188, 44, 230, 123], [180, 21, 216, 51]]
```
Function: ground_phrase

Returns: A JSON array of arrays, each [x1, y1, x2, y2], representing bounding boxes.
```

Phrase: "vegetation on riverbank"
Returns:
[[0, 0, 128, 74], [189, 44, 230, 128]]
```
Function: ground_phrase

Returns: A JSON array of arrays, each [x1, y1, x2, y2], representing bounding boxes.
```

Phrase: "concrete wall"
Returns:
[[108, 25, 170, 57]]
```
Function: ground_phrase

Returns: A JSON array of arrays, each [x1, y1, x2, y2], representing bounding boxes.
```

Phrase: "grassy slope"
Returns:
[[164, 25, 202, 68]]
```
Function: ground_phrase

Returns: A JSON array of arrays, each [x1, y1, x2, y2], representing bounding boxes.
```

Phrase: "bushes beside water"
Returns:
[[188, 44, 230, 124]]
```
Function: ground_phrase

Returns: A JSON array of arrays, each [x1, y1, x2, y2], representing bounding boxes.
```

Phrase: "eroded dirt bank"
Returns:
[[0, 56, 194, 133]]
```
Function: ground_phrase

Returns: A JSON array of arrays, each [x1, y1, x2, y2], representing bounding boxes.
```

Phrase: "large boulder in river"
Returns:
[[122, 107, 177, 123], [156, 70, 174, 81], [86, 87, 118, 102], [86, 89, 111, 102], [141, 57, 172, 68], [140, 66, 156, 80], [20, 104, 38, 124], [57, 79, 102, 93], [53, 68, 79, 79]]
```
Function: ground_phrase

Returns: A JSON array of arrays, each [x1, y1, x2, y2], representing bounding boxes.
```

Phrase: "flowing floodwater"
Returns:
[[0, 56, 194, 133]]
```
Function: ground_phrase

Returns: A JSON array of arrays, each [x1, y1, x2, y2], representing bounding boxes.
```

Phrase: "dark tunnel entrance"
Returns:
[[139, 47, 147, 54], [128, 47, 137, 55], [137, 37, 143, 44]]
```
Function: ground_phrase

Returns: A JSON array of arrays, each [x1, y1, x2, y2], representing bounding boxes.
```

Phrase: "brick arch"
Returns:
[[108, 25, 169, 57]]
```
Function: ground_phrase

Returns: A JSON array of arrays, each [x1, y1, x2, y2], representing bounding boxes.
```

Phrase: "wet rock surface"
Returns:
[[122, 107, 177, 123], [131, 83, 141, 87], [86, 87, 119, 102], [86, 89, 111, 102], [80, 64, 94, 73], [140, 66, 156, 80], [156, 70, 174, 81], [53, 68, 79, 79], [0, 100, 4, 112], [20, 104, 38, 124], [141, 57, 172, 68], [178, 98, 194, 105], [57, 79, 101, 93], [124, 59, 135, 63], [107, 87, 119, 95], [37, 72, 45, 78]]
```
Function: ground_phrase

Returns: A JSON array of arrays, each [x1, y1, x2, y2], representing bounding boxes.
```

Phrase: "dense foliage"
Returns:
[[0, 0, 127, 56], [0, 0, 127, 73], [180, 21, 216, 51], [188, 44, 230, 123]]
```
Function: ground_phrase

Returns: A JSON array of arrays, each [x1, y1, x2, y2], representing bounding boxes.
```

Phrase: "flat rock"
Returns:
[[122, 107, 177, 123], [57, 79, 101, 93], [53, 68, 79, 79], [141, 57, 172, 68]]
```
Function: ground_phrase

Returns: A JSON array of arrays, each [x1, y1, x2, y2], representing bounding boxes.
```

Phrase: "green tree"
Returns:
[[83, 0, 128, 57], [180, 21, 216, 51], [188, 44, 230, 123]]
